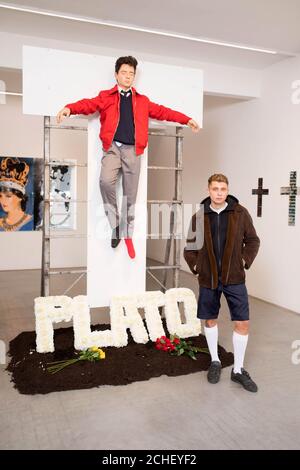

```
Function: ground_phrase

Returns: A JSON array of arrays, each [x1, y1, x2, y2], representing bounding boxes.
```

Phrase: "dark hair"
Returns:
[[208, 173, 229, 186], [0, 186, 28, 211], [115, 56, 138, 74]]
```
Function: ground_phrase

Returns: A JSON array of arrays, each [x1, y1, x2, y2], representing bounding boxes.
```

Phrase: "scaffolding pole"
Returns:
[[173, 126, 183, 288], [41, 116, 50, 296]]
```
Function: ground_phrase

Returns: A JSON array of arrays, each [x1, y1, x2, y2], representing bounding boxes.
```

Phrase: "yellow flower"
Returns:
[[47, 346, 106, 373], [99, 350, 105, 359], [90, 346, 106, 358]]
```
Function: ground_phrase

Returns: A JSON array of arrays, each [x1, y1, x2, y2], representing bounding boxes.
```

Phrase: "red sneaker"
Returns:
[[124, 238, 136, 259]]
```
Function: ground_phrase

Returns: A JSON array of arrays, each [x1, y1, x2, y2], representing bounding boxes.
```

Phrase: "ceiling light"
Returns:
[[0, 3, 278, 55]]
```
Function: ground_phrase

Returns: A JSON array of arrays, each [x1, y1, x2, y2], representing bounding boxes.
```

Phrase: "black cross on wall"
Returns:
[[280, 171, 300, 226], [252, 178, 269, 217]]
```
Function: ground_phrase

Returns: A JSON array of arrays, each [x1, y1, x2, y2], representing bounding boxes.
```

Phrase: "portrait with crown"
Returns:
[[0, 157, 37, 232]]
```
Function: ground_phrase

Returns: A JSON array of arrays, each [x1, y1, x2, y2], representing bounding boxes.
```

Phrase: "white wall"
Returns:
[[148, 56, 300, 314], [0, 69, 87, 270]]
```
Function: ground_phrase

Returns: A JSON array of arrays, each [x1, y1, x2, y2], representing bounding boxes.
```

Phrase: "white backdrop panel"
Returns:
[[22, 46, 203, 307], [88, 119, 147, 307], [22, 46, 203, 127]]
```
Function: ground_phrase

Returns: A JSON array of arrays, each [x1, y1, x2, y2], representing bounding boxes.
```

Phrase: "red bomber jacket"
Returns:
[[66, 84, 191, 156]]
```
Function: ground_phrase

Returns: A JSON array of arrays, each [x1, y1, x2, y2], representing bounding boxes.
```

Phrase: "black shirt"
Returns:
[[202, 195, 238, 276]]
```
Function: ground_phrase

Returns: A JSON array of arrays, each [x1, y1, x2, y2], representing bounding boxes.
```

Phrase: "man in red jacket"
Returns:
[[57, 56, 200, 259]]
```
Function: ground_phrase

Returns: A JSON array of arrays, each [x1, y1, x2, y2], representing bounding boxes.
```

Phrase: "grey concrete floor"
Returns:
[[0, 266, 300, 450]]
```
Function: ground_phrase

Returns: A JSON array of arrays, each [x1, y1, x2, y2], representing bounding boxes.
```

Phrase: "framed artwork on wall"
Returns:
[[49, 161, 77, 231], [0, 156, 43, 232]]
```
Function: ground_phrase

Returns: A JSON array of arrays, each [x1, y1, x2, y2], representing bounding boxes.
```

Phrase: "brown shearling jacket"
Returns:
[[184, 195, 260, 289]]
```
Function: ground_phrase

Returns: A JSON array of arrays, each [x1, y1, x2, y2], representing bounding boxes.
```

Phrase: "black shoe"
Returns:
[[231, 368, 258, 393], [111, 226, 121, 248], [207, 361, 222, 384]]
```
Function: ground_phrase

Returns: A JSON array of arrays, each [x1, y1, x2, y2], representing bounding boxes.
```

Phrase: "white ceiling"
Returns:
[[0, 0, 300, 69]]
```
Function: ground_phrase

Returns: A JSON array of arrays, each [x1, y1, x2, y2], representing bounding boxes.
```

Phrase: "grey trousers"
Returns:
[[99, 142, 141, 237]]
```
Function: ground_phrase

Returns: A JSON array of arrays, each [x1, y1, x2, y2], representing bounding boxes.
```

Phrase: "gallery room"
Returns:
[[0, 0, 299, 452]]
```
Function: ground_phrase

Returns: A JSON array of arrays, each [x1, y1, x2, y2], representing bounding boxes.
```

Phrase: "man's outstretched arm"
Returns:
[[148, 101, 200, 132], [56, 93, 104, 124]]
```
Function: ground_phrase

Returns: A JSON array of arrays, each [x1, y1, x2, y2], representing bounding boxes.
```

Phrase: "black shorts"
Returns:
[[197, 280, 249, 321]]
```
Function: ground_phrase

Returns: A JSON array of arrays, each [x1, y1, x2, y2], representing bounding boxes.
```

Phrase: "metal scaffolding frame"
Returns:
[[146, 126, 183, 291], [40, 116, 88, 297], [41, 118, 183, 296]]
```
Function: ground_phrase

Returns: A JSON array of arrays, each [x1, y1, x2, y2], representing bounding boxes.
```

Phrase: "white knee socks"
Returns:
[[204, 324, 220, 362], [204, 326, 249, 371], [233, 331, 248, 373]]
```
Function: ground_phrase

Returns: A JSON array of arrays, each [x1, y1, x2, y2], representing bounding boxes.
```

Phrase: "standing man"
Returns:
[[57, 56, 199, 259], [184, 174, 260, 392]]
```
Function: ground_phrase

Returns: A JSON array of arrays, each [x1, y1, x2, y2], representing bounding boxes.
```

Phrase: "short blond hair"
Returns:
[[208, 173, 229, 186]]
